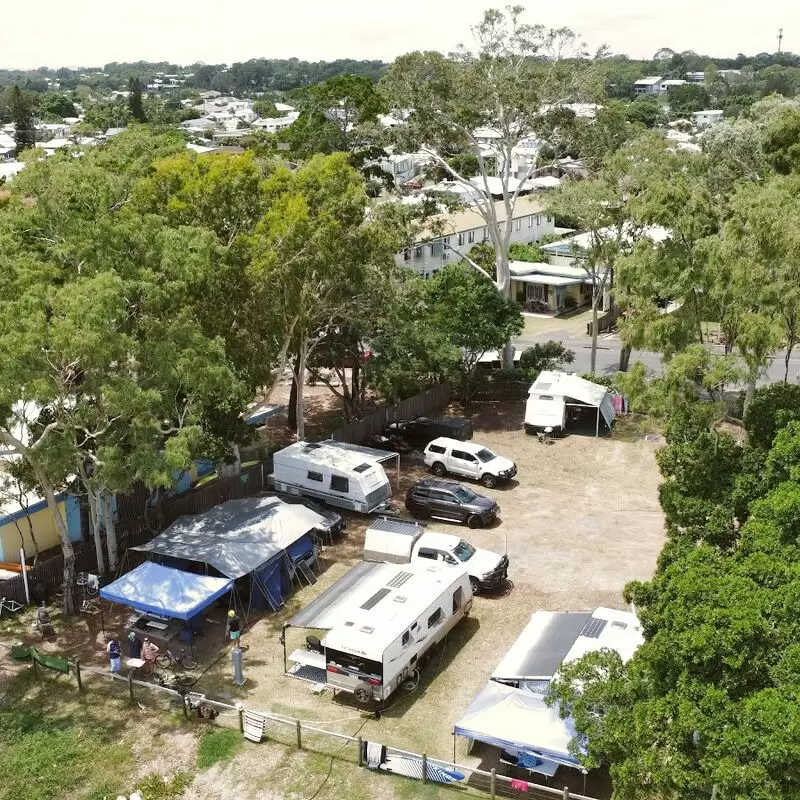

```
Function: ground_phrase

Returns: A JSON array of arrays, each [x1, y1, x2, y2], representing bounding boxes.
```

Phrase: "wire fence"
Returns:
[[1, 641, 600, 800]]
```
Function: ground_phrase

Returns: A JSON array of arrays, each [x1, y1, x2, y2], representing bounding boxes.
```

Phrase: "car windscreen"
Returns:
[[475, 448, 496, 463], [454, 487, 477, 502], [453, 539, 476, 561]]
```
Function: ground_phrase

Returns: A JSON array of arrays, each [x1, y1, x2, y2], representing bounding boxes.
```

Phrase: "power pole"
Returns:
[[778, 28, 784, 53]]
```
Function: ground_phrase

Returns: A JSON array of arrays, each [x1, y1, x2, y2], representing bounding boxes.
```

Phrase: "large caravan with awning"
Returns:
[[271, 441, 391, 513], [285, 560, 472, 704]]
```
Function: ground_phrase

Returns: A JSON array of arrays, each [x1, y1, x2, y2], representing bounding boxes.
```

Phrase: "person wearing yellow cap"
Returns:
[[225, 608, 241, 643]]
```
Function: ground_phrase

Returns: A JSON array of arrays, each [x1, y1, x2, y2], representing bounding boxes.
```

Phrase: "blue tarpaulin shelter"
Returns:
[[100, 561, 233, 620]]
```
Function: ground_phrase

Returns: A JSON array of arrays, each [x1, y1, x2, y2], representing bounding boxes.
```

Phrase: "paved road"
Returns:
[[514, 327, 800, 384]]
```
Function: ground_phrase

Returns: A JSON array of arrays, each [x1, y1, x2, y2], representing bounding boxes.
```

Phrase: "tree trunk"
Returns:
[[33, 463, 77, 615], [85, 483, 105, 576], [287, 353, 300, 431], [217, 443, 242, 479], [590, 297, 600, 376], [619, 342, 633, 372], [294, 336, 308, 441], [496, 251, 517, 370], [103, 492, 118, 573], [784, 341, 795, 383], [744, 369, 758, 415]]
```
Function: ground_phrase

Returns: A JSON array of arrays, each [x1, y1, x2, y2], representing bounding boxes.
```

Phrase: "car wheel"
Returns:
[[431, 462, 447, 477], [354, 686, 372, 705], [481, 473, 497, 489], [410, 504, 429, 520], [469, 577, 481, 595], [467, 514, 484, 529]]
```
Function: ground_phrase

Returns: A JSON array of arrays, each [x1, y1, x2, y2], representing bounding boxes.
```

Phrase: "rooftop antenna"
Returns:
[[778, 28, 784, 53]]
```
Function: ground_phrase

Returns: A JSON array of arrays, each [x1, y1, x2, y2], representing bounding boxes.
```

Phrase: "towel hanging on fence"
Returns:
[[243, 711, 266, 743], [363, 741, 386, 769], [510, 777, 529, 791]]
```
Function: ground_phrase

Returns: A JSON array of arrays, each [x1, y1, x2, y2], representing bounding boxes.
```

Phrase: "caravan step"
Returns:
[[296, 560, 318, 586]]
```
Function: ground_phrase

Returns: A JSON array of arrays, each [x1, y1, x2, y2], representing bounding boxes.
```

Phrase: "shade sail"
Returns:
[[132, 496, 322, 579], [454, 681, 582, 768], [100, 561, 232, 621]]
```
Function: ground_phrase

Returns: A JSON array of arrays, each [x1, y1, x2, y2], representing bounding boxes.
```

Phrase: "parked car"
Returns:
[[385, 416, 474, 447], [405, 479, 499, 528], [269, 492, 347, 540], [423, 437, 517, 488]]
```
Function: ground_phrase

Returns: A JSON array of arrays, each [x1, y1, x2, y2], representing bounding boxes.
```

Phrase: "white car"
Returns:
[[423, 437, 517, 488]]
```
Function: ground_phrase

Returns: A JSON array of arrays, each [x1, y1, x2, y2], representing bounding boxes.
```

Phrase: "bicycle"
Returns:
[[155, 647, 198, 670], [154, 669, 197, 691]]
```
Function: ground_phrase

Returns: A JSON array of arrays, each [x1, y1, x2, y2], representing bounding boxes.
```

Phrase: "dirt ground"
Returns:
[[0, 401, 665, 800]]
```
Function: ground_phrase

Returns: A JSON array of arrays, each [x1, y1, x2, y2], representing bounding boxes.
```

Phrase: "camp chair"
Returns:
[[306, 635, 323, 653], [0, 597, 23, 617]]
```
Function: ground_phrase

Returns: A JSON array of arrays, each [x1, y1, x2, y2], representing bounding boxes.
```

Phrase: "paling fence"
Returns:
[[1, 642, 599, 800]]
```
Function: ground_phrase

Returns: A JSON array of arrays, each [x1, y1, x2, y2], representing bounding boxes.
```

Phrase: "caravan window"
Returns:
[[417, 548, 437, 560], [539, 395, 554, 401], [402, 630, 410, 646], [307, 471, 323, 482], [428, 608, 443, 629], [330, 475, 349, 493], [326, 648, 383, 681]]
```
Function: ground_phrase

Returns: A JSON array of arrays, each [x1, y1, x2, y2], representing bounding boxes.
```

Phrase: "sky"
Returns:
[[1, 0, 797, 70]]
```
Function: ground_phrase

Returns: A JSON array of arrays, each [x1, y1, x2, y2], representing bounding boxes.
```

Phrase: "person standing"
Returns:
[[141, 637, 159, 674], [225, 609, 241, 643], [106, 637, 122, 674], [127, 632, 142, 659]]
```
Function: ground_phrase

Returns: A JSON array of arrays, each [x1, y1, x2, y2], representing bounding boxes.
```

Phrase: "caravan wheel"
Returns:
[[402, 669, 420, 693], [354, 686, 372, 705]]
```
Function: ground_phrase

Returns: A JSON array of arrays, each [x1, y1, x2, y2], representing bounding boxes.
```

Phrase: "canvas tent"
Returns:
[[454, 681, 582, 771], [100, 561, 232, 621], [525, 371, 615, 437], [132, 496, 323, 611]]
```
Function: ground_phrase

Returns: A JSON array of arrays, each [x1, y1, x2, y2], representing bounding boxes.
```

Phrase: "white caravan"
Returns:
[[524, 370, 615, 436], [271, 441, 391, 513], [364, 518, 509, 594], [290, 560, 472, 704]]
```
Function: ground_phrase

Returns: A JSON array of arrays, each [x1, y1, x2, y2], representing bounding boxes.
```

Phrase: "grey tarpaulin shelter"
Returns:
[[324, 440, 401, 490], [132, 496, 325, 612]]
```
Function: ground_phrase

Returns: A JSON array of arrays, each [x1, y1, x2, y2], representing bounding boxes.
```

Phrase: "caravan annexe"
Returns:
[[271, 441, 392, 513], [286, 560, 473, 704]]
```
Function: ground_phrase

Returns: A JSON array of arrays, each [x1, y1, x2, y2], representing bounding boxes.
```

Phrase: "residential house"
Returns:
[[693, 109, 724, 127], [687, 70, 741, 83], [530, 226, 670, 315], [396, 195, 554, 279], [251, 114, 297, 134], [634, 76, 663, 95], [661, 79, 688, 91], [377, 153, 420, 185]]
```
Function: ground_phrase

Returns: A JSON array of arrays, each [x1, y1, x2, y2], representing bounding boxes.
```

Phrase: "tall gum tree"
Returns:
[[382, 5, 601, 365]]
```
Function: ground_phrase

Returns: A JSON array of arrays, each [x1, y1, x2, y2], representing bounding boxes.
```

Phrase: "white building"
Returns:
[[661, 79, 687, 91], [634, 76, 663, 95], [693, 109, 724, 127], [377, 153, 419, 185], [397, 195, 554, 279]]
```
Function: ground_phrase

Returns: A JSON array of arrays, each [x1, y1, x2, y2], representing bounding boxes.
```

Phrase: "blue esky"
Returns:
[[1, 0, 795, 70]]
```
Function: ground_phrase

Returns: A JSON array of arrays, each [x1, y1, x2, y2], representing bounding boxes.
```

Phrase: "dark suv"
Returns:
[[405, 479, 499, 528], [385, 416, 473, 447]]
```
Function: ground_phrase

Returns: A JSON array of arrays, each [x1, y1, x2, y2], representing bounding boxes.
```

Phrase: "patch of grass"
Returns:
[[196, 727, 243, 769], [0, 670, 131, 800], [136, 772, 192, 800], [612, 413, 663, 443]]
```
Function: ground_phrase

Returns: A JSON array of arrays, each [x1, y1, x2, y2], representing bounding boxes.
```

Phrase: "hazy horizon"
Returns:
[[0, 0, 796, 72]]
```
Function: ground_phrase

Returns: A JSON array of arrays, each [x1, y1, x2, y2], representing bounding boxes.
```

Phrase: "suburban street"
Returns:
[[514, 312, 800, 384]]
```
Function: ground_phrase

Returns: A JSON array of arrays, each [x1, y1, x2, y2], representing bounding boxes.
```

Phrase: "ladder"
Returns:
[[296, 560, 318, 586]]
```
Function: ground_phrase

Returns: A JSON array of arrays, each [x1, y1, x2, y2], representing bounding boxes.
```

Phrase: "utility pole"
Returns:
[[778, 28, 784, 53]]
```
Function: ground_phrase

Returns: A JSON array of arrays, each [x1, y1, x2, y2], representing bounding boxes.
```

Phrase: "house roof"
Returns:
[[634, 76, 662, 85], [541, 225, 670, 255], [419, 194, 547, 241]]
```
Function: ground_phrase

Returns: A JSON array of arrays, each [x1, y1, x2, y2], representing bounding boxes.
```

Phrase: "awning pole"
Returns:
[[596, 406, 600, 438], [395, 453, 400, 491], [282, 625, 287, 672]]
